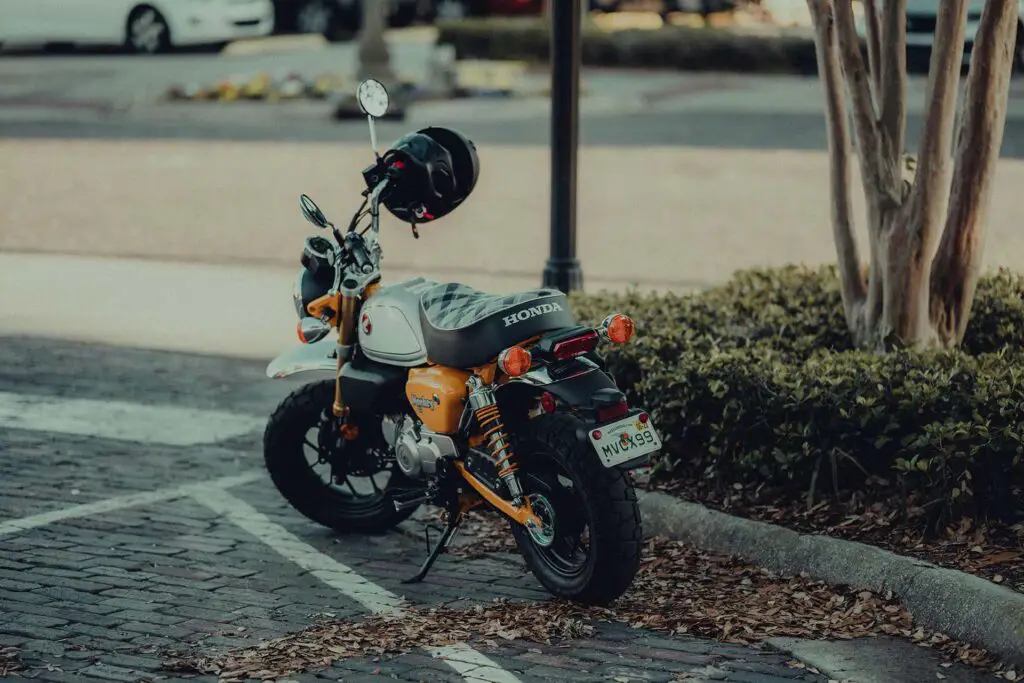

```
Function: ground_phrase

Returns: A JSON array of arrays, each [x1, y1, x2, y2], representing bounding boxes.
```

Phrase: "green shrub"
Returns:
[[436, 18, 820, 75], [570, 266, 1024, 526]]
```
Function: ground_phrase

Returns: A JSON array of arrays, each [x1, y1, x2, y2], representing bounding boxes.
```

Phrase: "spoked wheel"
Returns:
[[126, 6, 171, 54], [510, 413, 642, 605], [264, 379, 420, 533]]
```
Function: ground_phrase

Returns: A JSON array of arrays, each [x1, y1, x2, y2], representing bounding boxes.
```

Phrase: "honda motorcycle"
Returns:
[[262, 79, 662, 605]]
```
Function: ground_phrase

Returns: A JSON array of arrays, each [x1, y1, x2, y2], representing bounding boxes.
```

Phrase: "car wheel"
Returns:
[[389, 1, 420, 27], [296, 0, 336, 35], [126, 5, 171, 54], [432, 0, 470, 20]]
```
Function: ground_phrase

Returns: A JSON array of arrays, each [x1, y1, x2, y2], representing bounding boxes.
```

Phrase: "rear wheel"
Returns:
[[263, 379, 419, 533], [510, 413, 642, 605]]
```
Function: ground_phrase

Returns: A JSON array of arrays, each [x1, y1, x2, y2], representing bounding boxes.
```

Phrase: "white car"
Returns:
[[856, 0, 1024, 68], [0, 0, 275, 54]]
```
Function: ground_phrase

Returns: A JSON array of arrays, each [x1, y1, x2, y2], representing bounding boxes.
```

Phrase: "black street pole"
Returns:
[[542, 0, 583, 294]]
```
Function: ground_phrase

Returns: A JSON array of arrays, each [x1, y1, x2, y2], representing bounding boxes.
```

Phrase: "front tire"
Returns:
[[264, 379, 418, 534], [510, 413, 642, 605]]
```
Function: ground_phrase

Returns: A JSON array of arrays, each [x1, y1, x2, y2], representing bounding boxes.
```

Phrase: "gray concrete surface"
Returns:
[[639, 491, 1024, 669], [767, 638, 988, 683], [5, 140, 1024, 297]]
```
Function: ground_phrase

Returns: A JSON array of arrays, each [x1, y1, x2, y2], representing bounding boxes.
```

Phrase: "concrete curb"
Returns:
[[637, 490, 1024, 667]]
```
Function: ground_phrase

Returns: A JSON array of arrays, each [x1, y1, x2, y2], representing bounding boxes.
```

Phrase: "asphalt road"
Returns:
[[8, 41, 1024, 156], [10, 110, 1024, 158], [0, 335, 830, 683]]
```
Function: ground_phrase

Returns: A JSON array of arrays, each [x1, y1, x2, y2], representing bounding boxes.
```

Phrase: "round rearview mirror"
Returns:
[[356, 79, 390, 118], [299, 194, 329, 229]]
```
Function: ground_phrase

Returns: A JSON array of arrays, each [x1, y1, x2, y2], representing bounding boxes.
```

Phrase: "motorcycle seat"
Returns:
[[419, 283, 576, 369]]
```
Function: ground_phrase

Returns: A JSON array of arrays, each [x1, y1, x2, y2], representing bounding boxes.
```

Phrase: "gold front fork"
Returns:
[[331, 282, 381, 430], [332, 294, 361, 430]]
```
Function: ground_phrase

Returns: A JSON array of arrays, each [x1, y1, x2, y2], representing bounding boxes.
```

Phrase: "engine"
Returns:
[[381, 414, 458, 479]]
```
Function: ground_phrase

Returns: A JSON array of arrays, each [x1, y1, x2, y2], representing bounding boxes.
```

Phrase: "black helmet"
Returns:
[[380, 126, 479, 224]]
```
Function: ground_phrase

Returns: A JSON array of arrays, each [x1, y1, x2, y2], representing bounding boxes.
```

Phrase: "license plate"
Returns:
[[588, 414, 662, 468]]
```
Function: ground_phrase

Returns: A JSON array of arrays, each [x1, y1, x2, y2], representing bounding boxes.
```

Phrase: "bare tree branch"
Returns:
[[878, 0, 907, 173], [832, 0, 882, 191], [906, 0, 970, 257], [930, 0, 1018, 344], [862, 0, 883, 101], [808, 0, 867, 323]]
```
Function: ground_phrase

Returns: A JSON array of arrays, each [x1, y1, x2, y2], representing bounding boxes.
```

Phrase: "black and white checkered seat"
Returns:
[[418, 283, 576, 368]]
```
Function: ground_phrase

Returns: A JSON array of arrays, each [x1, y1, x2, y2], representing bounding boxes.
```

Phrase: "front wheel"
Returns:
[[510, 413, 642, 605], [263, 379, 419, 534]]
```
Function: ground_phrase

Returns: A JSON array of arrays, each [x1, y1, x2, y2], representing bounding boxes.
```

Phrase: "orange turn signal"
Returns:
[[498, 346, 532, 377], [604, 313, 635, 344]]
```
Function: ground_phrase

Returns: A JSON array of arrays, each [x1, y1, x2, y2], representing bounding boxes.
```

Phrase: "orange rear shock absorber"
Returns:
[[467, 376, 525, 505]]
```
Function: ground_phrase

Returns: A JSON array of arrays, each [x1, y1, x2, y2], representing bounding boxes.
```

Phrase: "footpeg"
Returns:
[[393, 493, 432, 511]]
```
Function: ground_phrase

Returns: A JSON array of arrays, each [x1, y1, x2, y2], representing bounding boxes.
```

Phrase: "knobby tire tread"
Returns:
[[513, 413, 643, 606], [263, 379, 416, 534]]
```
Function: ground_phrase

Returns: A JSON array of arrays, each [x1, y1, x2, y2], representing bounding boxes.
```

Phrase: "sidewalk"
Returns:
[[5, 140, 1024, 290]]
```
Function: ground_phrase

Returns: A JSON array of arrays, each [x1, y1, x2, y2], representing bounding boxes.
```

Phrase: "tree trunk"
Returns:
[[807, 0, 1018, 351], [357, 0, 395, 84]]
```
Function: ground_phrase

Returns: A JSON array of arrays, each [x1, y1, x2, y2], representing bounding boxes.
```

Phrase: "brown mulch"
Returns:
[[646, 474, 1024, 596], [0, 648, 21, 677], [164, 529, 1019, 681]]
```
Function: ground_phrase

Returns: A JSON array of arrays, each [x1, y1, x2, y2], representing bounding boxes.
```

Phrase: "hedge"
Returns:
[[436, 17, 820, 75], [570, 265, 1024, 527]]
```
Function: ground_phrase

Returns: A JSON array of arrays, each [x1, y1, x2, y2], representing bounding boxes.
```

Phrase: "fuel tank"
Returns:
[[405, 365, 471, 434], [357, 277, 439, 367]]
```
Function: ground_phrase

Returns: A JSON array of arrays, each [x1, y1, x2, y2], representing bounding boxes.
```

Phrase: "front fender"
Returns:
[[266, 338, 337, 379]]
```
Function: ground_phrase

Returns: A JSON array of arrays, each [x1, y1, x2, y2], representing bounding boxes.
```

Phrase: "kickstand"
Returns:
[[402, 514, 463, 585]]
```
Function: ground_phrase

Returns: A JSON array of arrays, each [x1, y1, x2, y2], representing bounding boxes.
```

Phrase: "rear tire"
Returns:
[[264, 379, 418, 534], [510, 413, 642, 605]]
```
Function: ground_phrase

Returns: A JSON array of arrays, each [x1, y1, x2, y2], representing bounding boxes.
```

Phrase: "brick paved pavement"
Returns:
[[0, 335, 828, 683]]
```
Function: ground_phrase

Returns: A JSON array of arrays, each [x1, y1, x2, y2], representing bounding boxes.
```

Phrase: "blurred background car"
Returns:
[[0, 0, 275, 54], [272, 0, 425, 35], [854, 0, 1024, 71], [271, 0, 624, 34]]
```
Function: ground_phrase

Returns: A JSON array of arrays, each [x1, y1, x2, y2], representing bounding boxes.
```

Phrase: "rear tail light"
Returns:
[[540, 391, 557, 414], [551, 330, 599, 360], [596, 401, 629, 423], [498, 346, 532, 377]]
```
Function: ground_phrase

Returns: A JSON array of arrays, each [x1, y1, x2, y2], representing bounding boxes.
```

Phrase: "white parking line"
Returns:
[[0, 391, 265, 446], [191, 487, 522, 683], [0, 471, 262, 536]]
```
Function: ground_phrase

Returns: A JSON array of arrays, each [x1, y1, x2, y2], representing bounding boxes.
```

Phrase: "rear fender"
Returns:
[[266, 338, 337, 379], [495, 357, 625, 425], [496, 359, 657, 471]]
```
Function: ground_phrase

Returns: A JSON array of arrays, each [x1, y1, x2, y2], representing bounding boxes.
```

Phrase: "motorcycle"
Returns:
[[262, 78, 663, 605]]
